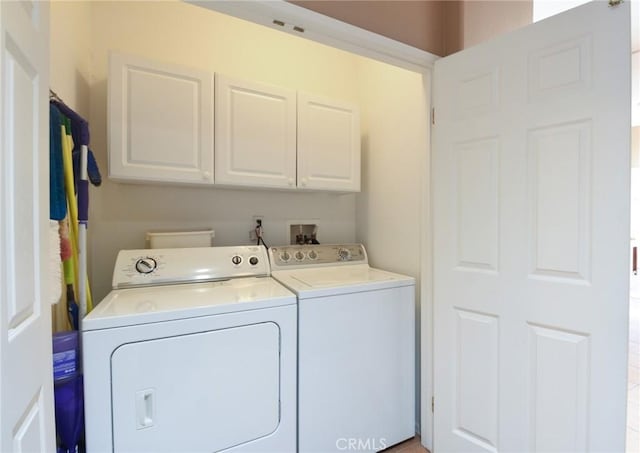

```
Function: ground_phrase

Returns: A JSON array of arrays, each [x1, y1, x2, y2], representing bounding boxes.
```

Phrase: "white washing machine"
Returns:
[[82, 246, 297, 453], [269, 244, 415, 452]]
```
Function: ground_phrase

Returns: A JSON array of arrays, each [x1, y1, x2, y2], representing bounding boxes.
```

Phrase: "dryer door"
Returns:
[[110, 322, 280, 452]]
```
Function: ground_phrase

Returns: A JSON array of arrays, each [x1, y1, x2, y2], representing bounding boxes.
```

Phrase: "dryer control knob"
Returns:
[[135, 257, 157, 274], [338, 248, 351, 261], [280, 251, 291, 262], [308, 250, 318, 260], [294, 251, 305, 261], [249, 256, 259, 266], [231, 255, 242, 266]]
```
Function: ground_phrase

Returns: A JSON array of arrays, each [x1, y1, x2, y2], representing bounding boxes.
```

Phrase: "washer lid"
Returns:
[[82, 277, 295, 331], [271, 264, 415, 299]]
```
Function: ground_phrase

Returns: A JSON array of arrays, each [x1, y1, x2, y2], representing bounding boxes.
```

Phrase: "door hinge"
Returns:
[[431, 396, 434, 413], [431, 108, 435, 125]]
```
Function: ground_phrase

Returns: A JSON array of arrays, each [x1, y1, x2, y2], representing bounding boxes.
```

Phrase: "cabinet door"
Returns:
[[298, 93, 360, 192], [215, 75, 296, 188], [109, 53, 214, 185]]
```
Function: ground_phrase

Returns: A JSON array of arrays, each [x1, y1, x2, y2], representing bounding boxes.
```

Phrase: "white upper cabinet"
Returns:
[[109, 54, 360, 192], [216, 78, 360, 192], [215, 75, 297, 188], [109, 53, 214, 185], [297, 92, 361, 192]]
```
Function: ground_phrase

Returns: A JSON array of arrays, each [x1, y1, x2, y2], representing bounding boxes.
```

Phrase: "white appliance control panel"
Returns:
[[269, 244, 367, 270], [112, 246, 269, 289]]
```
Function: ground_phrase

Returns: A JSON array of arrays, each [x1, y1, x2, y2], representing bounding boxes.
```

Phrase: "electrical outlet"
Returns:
[[249, 215, 264, 241]]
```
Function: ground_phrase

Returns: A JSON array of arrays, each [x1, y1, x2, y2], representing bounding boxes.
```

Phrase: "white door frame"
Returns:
[[187, 1, 440, 449]]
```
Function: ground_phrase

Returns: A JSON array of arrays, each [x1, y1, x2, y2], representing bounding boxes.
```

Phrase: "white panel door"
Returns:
[[298, 92, 360, 192], [215, 75, 296, 189], [433, 2, 630, 452], [0, 1, 56, 451], [109, 53, 214, 185]]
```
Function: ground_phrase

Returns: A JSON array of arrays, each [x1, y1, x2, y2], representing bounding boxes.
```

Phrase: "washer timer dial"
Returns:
[[337, 248, 351, 261], [135, 257, 157, 274], [280, 251, 291, 262]]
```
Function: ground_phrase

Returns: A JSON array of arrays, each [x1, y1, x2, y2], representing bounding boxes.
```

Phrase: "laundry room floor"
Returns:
[[384, 436, 429, 453]]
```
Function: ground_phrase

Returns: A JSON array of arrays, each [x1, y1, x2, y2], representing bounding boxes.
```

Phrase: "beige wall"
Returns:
[[354, 58, 429, 429], [355, 60, 427, 282], [52, 1, 371, 300], [461, 0, 532, 48], [442, 1, 463, 55], [50, 1, 92, 119]]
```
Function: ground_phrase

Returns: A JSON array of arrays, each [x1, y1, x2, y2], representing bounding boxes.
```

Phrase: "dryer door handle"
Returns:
[[136, 388, 155, 429]]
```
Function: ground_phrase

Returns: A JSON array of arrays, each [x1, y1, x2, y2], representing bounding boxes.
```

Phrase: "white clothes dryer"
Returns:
[[269, 244, 415, 452], [82, 246, 296, 453]]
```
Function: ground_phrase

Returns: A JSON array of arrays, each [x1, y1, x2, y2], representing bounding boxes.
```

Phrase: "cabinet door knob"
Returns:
[[202, 171, 211, 180]]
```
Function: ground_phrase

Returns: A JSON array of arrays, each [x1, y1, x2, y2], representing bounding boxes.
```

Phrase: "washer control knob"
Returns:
[[338, 248, 351, 261], [249, 256, 259, 266], [308, 250, 318, 260], [231, 255, 242, 266], [280, 251, 291, 262], [294, 251, 305, 261], [135, 257, 157, 274]]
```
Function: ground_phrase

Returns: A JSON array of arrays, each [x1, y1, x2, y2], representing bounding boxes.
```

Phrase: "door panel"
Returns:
[[215, 75, 296, 188], [111, 323, 280, 453], [0, 1, 55, 451], [108, 53, 214, 185], [454, 309, 498, 451], [433, 2, 630, 451], [297, 92, 360, 192], [527, 324, 589, 452], [455, 138, 499, 271], [528, 120, 591, 281], [5, 34, 38, 333]]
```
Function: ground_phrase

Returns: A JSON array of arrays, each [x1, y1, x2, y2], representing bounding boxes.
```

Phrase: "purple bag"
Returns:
[[53, 332, 84, 453]]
